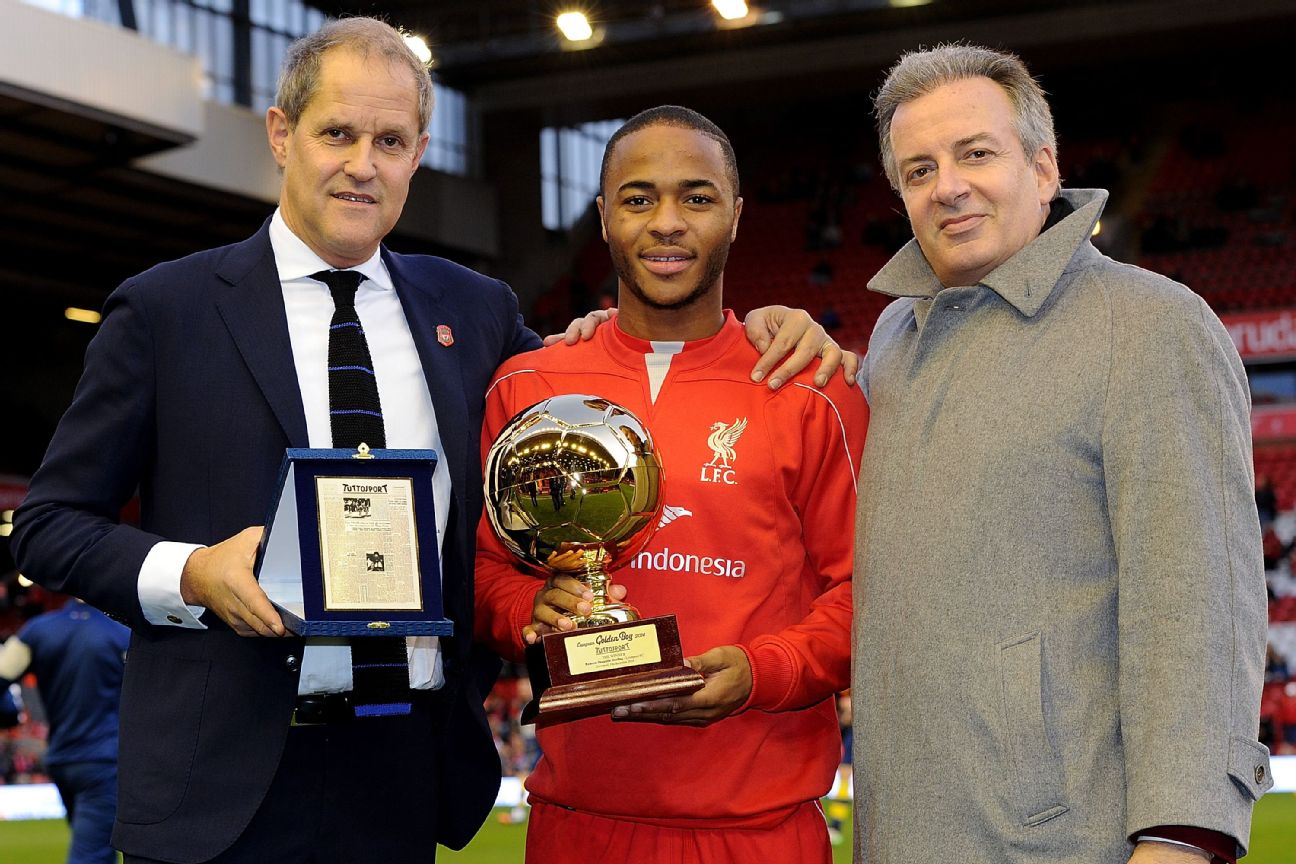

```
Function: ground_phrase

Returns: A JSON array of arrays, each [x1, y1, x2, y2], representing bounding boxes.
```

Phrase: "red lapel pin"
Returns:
[[436, 324, 454, 347]]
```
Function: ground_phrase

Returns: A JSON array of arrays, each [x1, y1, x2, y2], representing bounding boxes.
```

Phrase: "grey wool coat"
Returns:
[[852, 188, 1272, 864]]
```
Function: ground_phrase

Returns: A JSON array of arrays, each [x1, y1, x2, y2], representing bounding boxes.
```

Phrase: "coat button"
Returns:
[[285, 654, 300, 672], [1256, 765, 1267, 784]]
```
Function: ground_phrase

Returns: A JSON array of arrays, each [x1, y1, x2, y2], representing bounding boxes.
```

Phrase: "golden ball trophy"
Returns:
[[485, 394, 704, 726]]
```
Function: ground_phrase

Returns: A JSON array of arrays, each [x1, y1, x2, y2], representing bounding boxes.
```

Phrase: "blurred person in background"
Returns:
[[0, 599, 129, 864], [1256, 475, 1278, 529]]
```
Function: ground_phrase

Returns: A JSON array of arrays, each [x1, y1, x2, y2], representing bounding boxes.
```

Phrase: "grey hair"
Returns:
[[276, 17, 434, 132], [874, 43, 1057, 193]]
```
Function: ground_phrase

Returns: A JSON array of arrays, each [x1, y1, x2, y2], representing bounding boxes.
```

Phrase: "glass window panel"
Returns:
[[149, 0, 167, 42], [421, 83, 468, 176], [541, 128, 557, 181], [585, 133, 598, 190], [173, 2, 192, 53], [40, 0, 332, 113], [543, 177, 560, 230], [23, 0, 83, 17], [251, 25, 267, 87], [539, 121, 620, 230], [193, 7, 211, 82], [83, 0, 108, 23], [213, 12, 232, 85], [275, 31, 290, 81]]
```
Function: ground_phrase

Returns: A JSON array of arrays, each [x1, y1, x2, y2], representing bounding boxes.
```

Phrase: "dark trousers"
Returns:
[[50, 760, 119, 864], [124, 696, 444, 864]]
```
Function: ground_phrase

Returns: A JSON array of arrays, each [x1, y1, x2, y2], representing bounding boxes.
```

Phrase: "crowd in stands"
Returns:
[[485, 663, 540, 824], [1262, 471, 1296, 754]]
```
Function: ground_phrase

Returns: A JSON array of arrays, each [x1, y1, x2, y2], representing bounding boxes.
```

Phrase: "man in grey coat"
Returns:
[[852, 45, 1271, 864]]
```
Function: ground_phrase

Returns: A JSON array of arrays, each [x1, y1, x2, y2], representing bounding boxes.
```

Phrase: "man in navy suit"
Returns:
[[12, 17, 846, 864], [14, 18, 529, 863]]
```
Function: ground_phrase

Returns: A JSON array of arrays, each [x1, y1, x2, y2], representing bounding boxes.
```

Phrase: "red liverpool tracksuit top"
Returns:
[[475, 311, 867, 827]]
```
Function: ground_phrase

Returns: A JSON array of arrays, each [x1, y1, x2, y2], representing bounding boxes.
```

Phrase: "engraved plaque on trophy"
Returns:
[[484, 394, 704, 726]]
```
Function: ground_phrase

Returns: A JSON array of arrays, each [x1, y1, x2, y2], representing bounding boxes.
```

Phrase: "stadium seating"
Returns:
[[1257, 446, 1296, 512]]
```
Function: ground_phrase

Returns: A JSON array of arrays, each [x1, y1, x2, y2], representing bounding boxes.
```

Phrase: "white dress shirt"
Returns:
[[137, 209, 448, 692]]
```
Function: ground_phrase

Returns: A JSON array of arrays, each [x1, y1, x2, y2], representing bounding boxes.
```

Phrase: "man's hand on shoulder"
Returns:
[[179, 526, 284, 637], [543, 308, 616, 347], [743, 306, 859, 389], [611, 644, 752, 727]]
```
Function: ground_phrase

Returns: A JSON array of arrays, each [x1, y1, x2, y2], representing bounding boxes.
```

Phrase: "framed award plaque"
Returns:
[[255, 446, 451, 637]]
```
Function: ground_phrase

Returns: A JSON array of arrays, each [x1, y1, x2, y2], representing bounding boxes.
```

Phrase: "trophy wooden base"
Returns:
[[521, 614, 704, 728]]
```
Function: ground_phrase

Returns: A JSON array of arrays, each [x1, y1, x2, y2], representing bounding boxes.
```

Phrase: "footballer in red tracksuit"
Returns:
[[475, 310, 867, 862]]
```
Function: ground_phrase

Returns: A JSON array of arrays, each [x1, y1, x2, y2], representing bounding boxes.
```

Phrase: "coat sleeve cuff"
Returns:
[[1136, 826, 1238, 864]]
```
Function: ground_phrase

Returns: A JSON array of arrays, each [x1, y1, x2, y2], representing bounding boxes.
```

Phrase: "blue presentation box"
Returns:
[[255, 447, 452, 637]]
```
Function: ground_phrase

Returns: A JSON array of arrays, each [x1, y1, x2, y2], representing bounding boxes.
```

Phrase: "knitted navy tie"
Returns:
[[311, 269, 409, 717], [314, 269, 386, 451]]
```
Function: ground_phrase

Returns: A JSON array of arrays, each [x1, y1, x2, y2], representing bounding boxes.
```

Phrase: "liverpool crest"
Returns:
[[701, 417, 747, 485]]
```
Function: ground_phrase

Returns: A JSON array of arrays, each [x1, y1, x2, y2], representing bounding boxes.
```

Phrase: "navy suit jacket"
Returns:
[[12, 222, 541, 861]]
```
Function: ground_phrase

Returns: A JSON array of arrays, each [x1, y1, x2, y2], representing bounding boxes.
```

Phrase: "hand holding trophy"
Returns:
[[484, 394, 704, 725]]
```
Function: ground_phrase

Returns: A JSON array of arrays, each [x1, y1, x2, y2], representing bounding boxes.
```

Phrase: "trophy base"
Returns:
[[521, 614, 704, 728]]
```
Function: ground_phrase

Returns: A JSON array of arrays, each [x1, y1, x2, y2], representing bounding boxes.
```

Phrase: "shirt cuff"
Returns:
[[1137, 826, 1238, 864], [138, 541, 208, 628], [738, 639, 794, 712]]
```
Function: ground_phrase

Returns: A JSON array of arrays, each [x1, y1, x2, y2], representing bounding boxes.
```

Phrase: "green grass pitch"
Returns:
[[2, 796, 1292, 863]]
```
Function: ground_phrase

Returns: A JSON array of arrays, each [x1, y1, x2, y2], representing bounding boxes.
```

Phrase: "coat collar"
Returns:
[[867, 188, 1108, 317]]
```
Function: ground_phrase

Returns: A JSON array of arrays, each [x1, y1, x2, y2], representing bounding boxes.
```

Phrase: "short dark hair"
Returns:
[[599, 105, 740, 198]]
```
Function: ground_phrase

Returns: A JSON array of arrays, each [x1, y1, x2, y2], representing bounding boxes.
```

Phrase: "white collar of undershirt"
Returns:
[[268, 208, 394, 291], [644, 340, 684, 403]]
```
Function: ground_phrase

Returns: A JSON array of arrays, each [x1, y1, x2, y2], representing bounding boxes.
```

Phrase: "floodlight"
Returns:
[[64, 307, 101, 324], [557, 12, 594, 42], [403, 33, 433, 65], [713, 0, 748, 20]]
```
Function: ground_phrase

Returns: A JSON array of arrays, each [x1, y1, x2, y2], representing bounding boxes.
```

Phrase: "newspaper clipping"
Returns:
[[316, 475, 422, 611]]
